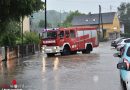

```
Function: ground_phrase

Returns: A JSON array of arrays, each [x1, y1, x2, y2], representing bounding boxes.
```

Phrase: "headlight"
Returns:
[[42, 47, 45, 50], [53, 47, 57, 49], [42, 45, 46, 50]]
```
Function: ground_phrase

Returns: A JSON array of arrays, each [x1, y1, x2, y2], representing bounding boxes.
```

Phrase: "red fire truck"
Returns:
[[41, 26, 99, 56]]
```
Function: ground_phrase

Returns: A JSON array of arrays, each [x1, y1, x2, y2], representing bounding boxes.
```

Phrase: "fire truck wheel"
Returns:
[[71, 51, 77, 54], [82, 44, 93, 54], [61, 46, 70, 55], [82, 48, 90, 54], [82, 50, 90, 54], [47, 53, 55, 57]]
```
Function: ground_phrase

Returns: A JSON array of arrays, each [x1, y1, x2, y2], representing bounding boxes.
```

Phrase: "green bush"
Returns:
[[120, 33, 130, 38], [0, 20, 21, 46], [23, 32, 40, 44]]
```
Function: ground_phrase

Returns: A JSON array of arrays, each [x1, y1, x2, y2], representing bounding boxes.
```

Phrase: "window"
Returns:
[[65, 31, 70, 38], [124, 39, 130, 43], [59, 31, 64, 38], [70, 30, 75, 38], [42, 31, 57, 39], [85, 19, 88, 22], [127, 47, 130, 57], [93, 19, 96, 21], [84, 30, 90, 35], [120, 47, 125, 56], [118, 39, 123, 43], [77, 31, 83, 37]]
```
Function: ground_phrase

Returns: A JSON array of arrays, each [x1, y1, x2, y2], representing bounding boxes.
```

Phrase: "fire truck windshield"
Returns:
[[42, 31, 57, 39]]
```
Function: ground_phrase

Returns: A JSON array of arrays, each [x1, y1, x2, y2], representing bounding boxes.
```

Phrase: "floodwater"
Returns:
[[0, 41, 124, 90]]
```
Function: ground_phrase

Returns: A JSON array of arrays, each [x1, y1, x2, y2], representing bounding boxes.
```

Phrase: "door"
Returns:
[[58, 31, 65, 46], [77, 30, 85, 50]]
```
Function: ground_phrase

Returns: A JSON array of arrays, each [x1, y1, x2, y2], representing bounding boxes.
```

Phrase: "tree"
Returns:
[[39, 20, 45, 28], [62, 10, 85, 27], [0, 20, 21, 46], [118, 2, 130, 33], [0, 0, 44, 36], [0, 0, 44, 46], [38, 19, 52, 28], [0, 0, 44, 22]]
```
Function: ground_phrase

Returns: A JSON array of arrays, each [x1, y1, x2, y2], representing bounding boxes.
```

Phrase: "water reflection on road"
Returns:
[[0, 42, 124, 90]]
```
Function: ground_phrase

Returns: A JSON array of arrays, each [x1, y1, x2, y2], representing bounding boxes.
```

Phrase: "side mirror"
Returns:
[[113, 53, 121, 58], [117, 62, 127, 70]]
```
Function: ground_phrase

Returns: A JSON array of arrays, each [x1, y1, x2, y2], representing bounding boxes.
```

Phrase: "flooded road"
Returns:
[[0, 41, 124, 90]]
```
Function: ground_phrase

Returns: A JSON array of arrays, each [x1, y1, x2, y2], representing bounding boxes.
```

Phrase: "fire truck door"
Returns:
[[70, 30, 77, 51], [58, 31, 65, 46], [77, 30, 85, 50]]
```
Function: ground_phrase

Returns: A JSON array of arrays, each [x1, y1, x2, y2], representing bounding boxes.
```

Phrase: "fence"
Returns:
[[0, 44, 40, 62], [0, 47, 5, 62]]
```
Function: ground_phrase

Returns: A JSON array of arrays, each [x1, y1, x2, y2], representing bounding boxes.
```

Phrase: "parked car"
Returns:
[[116, 38, 130, 51], [111, 37, 125, 48], [115, 43, 130, 90]]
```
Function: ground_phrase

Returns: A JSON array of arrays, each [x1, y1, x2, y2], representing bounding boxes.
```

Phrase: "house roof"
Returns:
[[72, 12, 116, 26]]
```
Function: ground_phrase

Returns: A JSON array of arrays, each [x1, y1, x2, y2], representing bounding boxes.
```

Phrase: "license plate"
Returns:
[[45, 49, 52, 53]]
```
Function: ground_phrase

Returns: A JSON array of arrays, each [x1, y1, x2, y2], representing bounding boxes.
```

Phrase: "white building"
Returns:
[[23, 16, 30, 33]]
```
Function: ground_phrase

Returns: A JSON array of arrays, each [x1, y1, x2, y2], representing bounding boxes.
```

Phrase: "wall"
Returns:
[[112, 14, 120, 33], [99, 14, 120, 39], [99, 24, 112, 38], [23, 16, 30, 33], [0, 44, 40, 62], [120, 24, 124, 33], [0, 47, 5, 62], [106, 14, 120, 39]]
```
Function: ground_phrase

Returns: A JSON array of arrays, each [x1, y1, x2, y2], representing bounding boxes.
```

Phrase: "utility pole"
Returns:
[[99, 5, 101, 40], [45, 0, 47, 29], [99, 5, 104, 39], [99, 5, 101, 29], [60, 10, 62, 26], [21, 16, 24, 57], [100, 7, 104, 39]]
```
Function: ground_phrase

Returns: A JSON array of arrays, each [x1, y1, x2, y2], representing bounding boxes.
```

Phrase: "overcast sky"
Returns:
[[43, 0, 129, 14]]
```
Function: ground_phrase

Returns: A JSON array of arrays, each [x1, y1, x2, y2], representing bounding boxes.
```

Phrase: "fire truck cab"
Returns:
[[41, 26, 99, 56]]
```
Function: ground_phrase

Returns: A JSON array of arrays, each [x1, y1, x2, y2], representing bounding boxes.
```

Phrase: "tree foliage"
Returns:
[[61, 10, 85, 27], [0, 0, 44, 22], [0, 0, 44, 36], [118, 2, 130, 33], [0, 20, 21, 46], [39, 20, 45, 28], [0, 0, 44, 46], [38, 19, 52, 28]]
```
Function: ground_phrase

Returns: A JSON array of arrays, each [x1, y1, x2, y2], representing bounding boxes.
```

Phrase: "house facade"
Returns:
[[23, 16, 30, 33], [72, 12, 120, 40], [120, 22, 125, 34]]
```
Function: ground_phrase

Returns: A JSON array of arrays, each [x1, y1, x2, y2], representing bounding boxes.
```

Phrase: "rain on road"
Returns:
[[0, 41, 124, 90]]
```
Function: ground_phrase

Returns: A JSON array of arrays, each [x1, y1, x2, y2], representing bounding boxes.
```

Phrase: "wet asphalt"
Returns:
[[0, 41, 124, 90]]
